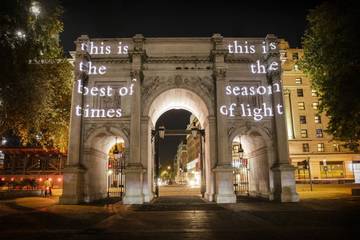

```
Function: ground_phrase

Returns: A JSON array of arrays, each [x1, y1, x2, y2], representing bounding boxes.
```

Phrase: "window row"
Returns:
[[297, 102, 319, 110], [302, 143, 324, 152], [294, 87, 319, 97], [302, 143, 341, 152], [300, 129, 323, 138], [280, 52, 300, 61], [299, 115, 322, 124]]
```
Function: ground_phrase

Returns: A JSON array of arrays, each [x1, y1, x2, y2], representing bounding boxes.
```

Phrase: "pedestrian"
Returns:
[[44, 178, 51, 197]]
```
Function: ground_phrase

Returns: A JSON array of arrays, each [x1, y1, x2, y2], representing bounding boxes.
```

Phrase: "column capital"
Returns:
[[213, 68, 227, 80], [211, 33, 223, 47]]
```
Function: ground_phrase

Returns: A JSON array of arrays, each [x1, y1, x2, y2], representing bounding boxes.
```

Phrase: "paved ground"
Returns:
[[159, 184, 200, 196], [0, 185, 359, 240]]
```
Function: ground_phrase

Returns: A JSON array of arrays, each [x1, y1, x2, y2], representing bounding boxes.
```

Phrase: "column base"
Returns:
[[204, 192, 214, 202], [59, 165, 86, 205], [123, 163, 145, 204], [272, 163, 299, 202], [213, 164, 236, 203], [123, 195, 145, 204], [214, 193, 236, 203], [143, 192, 154, 203]]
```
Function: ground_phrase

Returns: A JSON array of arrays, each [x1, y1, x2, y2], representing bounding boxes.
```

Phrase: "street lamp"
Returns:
[[15, 30, 26, 39], [1, 137, 7, 146], [158, 126, 165, 139], [190, 122, 206, 197], [238, 143, 244, 159], [323, 159, 328, 178], [30, 1, 41, 18], [191, 122, 198, 138], [112, 137, 125, 199], [113, 137, 120, 159]]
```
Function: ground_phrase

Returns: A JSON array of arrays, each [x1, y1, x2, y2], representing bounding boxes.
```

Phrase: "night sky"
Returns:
[[59, 0, 325, 52], [58, 0, 324, 167]]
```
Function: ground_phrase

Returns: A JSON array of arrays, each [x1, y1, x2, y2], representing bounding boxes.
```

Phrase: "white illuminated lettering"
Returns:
[[225, 85, 232, 95], [220, 105, 228, 116], [98, 65, 106, 75], [229, 103, 236, 117], [228, 44, 234, 53], [261, 41, 267, 54], [257, 86, 266, 95], [90, 87, 98, 96], [277, 104, 284, 114], [250, 60, 266, 74], [75, 105, 82, 116], [270, 42, 276, 50], [269, 61, 279, 71]]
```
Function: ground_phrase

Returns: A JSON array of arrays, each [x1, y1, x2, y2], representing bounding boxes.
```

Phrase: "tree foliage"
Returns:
[[0, 0, 72, 152], [301, 0, 360, 151]]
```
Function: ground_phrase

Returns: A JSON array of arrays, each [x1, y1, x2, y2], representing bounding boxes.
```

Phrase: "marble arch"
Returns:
[[60, 34, 299, 204]]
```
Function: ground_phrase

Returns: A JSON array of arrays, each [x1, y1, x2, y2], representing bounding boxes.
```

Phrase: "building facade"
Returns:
[[0, 147, 66, 188], [280, 40, 360, 183], [60, 34, 299, 204], [174, 141, 187, 184]]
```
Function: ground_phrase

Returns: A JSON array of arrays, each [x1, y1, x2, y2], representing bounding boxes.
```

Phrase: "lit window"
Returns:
[[280, 52, 287, 60], [311, 89, 318, 97], [294, 64, 299, 71], [316, 129, 323, 138], [300, 115, 307, 124], [317, 143, 325, 152], [314, 115, 321, 123], [320, 161, 344, 179], [300, 129, 308, 138], [298, 102, 305, 110], [295, 78, 302, 84], [312, 102, 319, 110], [303, 143, 310, 152], [292, 52, 299, 60], [297, 89, 304, 97], [333, 143, 340, 152]]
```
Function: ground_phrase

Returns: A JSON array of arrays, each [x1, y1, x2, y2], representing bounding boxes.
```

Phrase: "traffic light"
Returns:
[[302, 160, 309, 169]]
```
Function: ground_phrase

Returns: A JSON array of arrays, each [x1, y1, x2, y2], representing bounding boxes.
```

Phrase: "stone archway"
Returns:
[[228, 123, 299, 202], [229, 126, 275, 199], [62, 34, 299, 205], [142, 88, 215, 202], [60, 126, 129, 203]]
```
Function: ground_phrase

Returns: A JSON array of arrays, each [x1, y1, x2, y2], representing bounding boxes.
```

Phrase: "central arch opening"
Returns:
[[146, 88, 213, 202], [155, 109, 202, 197]]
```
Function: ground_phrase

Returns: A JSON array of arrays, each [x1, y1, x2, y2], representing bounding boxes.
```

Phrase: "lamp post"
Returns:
[[30, 1, 41, 18], [151, 127, 164, 197], [238, 143, 244, 159], [113, 137, 119, 197], [191, 122, 205, 198], [307, 157, 313, 191], [234, 143, 244, 195], [323, 159, 328, 179]]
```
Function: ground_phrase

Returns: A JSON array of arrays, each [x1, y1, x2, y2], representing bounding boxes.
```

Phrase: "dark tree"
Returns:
[[301, 1, 360, 151], [0, 0, 72, 152]]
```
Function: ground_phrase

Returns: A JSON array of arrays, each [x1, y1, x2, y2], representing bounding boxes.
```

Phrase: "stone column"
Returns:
[[283, 89, 295, 140], [123, 34, 145, 204], [60, 35, 90, 204], [265, 34, 299, 202], [205, 115, 217, 201], [211, 34, 236, 203], [141, 116, 154, 202]]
